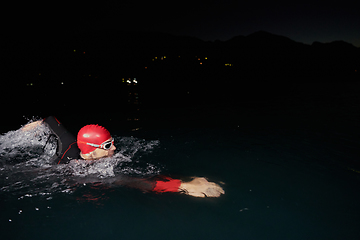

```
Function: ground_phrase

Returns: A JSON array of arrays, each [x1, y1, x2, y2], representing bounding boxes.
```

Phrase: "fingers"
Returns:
[[215, 184, 225, 195], [187, 191, 206, 198], [188, 184, 225, 198], [183, 177, 225, 198], [208, 182, 225, 193], [204, 186, 225, 197], [198, 181, 225, 197]]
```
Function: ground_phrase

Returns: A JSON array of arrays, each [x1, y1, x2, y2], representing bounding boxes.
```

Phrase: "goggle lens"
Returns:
[[102, 141, 113, 150]]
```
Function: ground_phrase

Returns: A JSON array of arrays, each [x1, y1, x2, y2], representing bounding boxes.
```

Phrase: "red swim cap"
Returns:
[[77, 124, 111, 154]]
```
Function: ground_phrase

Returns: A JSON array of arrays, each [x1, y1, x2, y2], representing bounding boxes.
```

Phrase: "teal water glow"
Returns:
[[1, 97, 359, 240]]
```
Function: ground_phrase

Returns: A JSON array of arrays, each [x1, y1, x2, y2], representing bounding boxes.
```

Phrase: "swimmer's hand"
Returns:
[[179, 177, 225, 198], [21, 120, 43, 131]]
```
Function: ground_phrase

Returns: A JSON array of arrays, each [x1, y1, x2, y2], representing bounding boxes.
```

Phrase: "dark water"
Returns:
[[1, 83, 360, 240]]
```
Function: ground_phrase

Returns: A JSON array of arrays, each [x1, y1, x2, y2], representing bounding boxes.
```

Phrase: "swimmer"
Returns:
[[21, 116, 225, 198]]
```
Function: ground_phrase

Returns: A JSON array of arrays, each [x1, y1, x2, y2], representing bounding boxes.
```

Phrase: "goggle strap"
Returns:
[[86, 142, 100, 148]]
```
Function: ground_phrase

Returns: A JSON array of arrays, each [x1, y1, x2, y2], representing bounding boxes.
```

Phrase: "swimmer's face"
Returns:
[[81, 138, 116, 160], [93, 137, 116, 159]]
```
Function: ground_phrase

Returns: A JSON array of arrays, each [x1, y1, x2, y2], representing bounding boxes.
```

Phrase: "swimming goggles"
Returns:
[[86, 139, 114, 150]]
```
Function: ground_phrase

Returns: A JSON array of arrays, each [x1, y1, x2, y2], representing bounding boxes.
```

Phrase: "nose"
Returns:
[[111, 144, 116, 151]]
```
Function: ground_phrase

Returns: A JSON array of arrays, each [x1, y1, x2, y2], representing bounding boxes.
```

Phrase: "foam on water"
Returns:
[[0, 120, 161, 200]]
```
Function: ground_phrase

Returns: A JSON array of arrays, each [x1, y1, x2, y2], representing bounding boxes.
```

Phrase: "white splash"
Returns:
[[65, 137, 161, 178], [0, 120, 162, 199]]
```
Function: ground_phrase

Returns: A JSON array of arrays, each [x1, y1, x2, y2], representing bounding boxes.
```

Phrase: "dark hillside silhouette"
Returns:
[[3, 30, 359, 119]]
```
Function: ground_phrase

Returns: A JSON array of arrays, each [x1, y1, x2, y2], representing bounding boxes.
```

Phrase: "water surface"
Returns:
[[1, 87, 359, 240]]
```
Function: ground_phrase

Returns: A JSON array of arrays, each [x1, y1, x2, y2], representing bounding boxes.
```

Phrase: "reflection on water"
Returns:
[[123, 77, 142, 131]]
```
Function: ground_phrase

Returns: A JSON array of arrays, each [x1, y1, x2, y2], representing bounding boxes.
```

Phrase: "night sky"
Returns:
[[7, 0, 360, 47]]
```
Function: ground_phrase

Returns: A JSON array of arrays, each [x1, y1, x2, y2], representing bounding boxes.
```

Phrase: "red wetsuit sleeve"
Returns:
[[153, 177, 181, 193]]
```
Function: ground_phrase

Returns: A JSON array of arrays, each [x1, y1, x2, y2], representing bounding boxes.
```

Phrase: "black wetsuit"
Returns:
[[43, 116, 80, 164], [42, 116, 180, 193]]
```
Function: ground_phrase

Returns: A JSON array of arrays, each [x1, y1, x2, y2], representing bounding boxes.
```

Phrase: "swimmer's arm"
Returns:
[[153, 176, 225, 198], [21, 120, 43, 131], [109, 176, 225, 198], [21, 116, 59, 132]]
